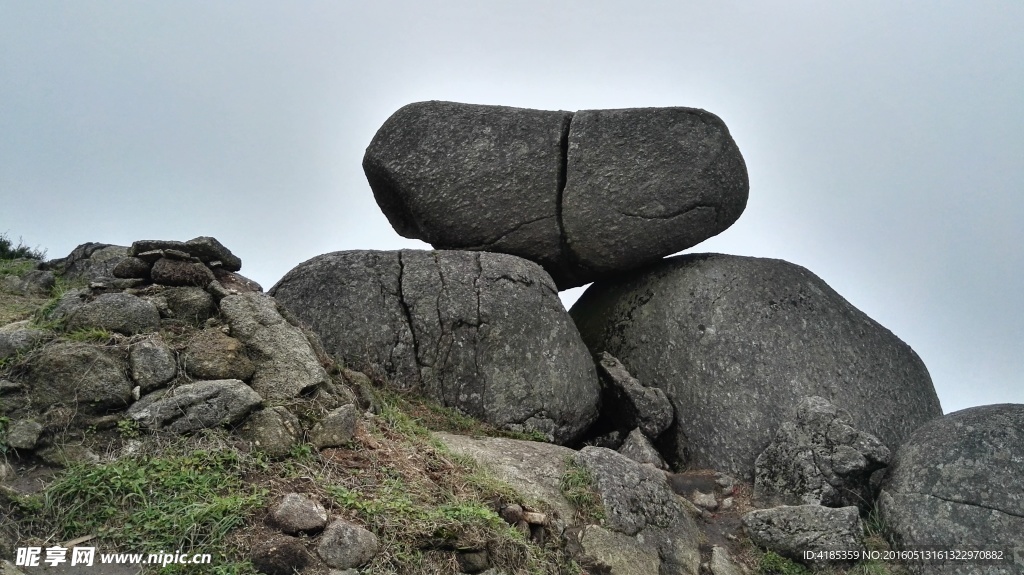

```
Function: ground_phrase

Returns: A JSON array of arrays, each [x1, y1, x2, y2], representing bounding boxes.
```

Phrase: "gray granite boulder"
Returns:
[[0, 321, 50, 361], [150, 257, 216, 287], [49, 242, 128, 281], [270, 493, 329, 535], [742, 505, 864, 567], [127, 379, 262, 433], [562, 107, 748, 280], [0, 269, 54, 297], [571, 253, 942, 478], [363, 102, 747, 289], [310, 404, 358, 449], [220, 292, 329, 403], [595, 351, 673, 439], [878, 404, 1024, 575], [239, 406, 302, 458], [271, 250, 600, 444], [129, 237, 242, 271], [572, 446, 701, 574], [128, 337, 178, 392], [183, 330, 255, 381], [364, 101, 574, 286], [22, 342, 132, 414], [618, 428, 668, 470], [65, 292, 161, 335], [755, 396, 890, 510], [317, 519, 379, 569], [160, 286, 216, 325]]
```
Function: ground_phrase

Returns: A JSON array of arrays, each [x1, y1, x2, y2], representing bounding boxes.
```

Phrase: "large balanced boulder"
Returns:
[[271, 250, 600, 444], [878, 404, 1024, 575], [364, 101, 748, 289], [571, 253, 942, 478]]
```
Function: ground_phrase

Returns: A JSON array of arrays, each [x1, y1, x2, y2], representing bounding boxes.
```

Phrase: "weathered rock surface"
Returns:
[[220, 292, 328, 403], [128, 338, 178, 392], [742, 505, 863, 566], [572, 446, 701, 575], [1, 269, 54, 297], [150, 257, 216, 287], [159, 286, 216, 325], [50, 242, 128, 281], [618, 428, 667, 470], [22, 342, 132, 414], [5, 419, 43, 450], [129, 237, 242, 272], [65, 293, 161, 335], [239, 406, 302, 458], [436, 433, 577, 522], [595, 352, 673, 439], [271, 250, 600, 444], [317, 519, 379, 569], [127, 379, 262, 433], [0, 321, 49, 361], [571, 253, 942, 477], [364, 101, 573, 285], [184, 330, 255, 381], [562, 107, 748, 280], [363, 102, 748, 289], [310, 404, 358, 449], [755, 396, 890, 510], [878, 404, 1024, 574], [270, 493, 329, 535]]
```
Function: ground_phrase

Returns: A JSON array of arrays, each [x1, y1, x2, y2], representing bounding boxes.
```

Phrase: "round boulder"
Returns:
[[571, 253, 942, 477], [363, 101, 748, 289], [878, 404, 1024, 574], [270, 250, 600, 444]]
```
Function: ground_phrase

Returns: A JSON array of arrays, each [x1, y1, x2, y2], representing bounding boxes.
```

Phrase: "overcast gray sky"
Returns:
[[2, 1, 1021, 414]]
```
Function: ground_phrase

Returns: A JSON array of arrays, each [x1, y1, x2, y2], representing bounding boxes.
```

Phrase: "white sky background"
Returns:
[[2, 1, 1022, 414]]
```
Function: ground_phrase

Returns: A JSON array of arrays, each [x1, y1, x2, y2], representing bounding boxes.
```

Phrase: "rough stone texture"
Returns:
[[65, 293, 161, 335], [310, 404, 358, 449], [183, 236, 243, 271], [270, 250, 600, 444], [692, 490, 718, 511], [317, 519, 379, 569], [363, 101, 574, 286], [270, 493, 329, 535], [112, 256, 152, 279], [574, 446, 701, 575], [22, 342, 132, 414], [709, 546, 747, 575], [128, 338, 178, 392], [562, 107, 748, 280], [878, 404, 1024, 575], [363, 102, 748, 290], [743, 505, 864, 566], [0, 269, 54, 297], [183, 330, 255, 381], [36, 444, 101, 467], [161, 286, 216, 325], [0, 321, 49, 361], [436, 433, 577, 522], [6, 419, 43, 450], [51, 243, 129, 281], [595, 352, 673, 439], [617, 428, 667, 470], [150, 257, 216, 287], [250, 535, 313, 575], [126, 379, 262, 433], [239, 406, 302, 458], [46, 288, 90, 323], [571, 253, 942, 478], [755, 396, 890, 510], [211, 268, 263, 294], [457, 550, 490, 573], [219, 292, 328, 403]]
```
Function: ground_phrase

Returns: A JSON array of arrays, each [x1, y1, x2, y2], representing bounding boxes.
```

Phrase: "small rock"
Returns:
[[112, 257, 152, 280], [212, 268, 262, 293], [709, 546, 747, 575], [151, 258, 215, 287], [184, 330, 255, 381], [692, 489, 718, 511], [457, 550, 490, 573], [37, 444, 101, 467], [0, 321, 49, 361], [162, 286, 216, 325], [184, 236, 243, 272], [65, 292, 161, 335], [127, 379, 263, 433], [316, 519, 379, 569], [310, 405, 358, 449], [240, 407, 302, 458], [742, 504, 864, 566], [617, 428, 668, 469], [720, 497, 734, 511], [129, 338, 178, 392], [596, 352, 674, 439], [6, 419, 44, 450], [269, 493, 329, 535]]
